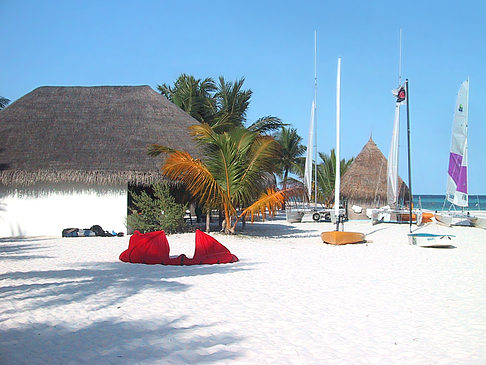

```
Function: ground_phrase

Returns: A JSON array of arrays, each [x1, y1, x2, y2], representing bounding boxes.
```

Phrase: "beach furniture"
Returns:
[[119, 229, 238, 265]]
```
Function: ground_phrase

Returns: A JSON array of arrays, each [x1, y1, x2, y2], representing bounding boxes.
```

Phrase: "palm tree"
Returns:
[[316, 149, 354, 205], [149, 124, 291, 233], [158, 74, 284, 134], [274, 127, 305, 190], [0, 97, 10, 110], [157, 74, 216, 124]]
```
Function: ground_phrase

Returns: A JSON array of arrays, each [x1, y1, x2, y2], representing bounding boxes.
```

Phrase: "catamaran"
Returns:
[[434, 79, 478, 227], [286, 32, 318, 223], [286, 31, 339, 223], [321, 57, 364, 245], [369, 81, 425, 226], [369, 30, 427, 227]]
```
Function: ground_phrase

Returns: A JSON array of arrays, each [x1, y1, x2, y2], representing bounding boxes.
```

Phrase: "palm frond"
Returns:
[[0, 97, 10, 110], [161, 151, 227, 208], [248, 116, 286, 134], [239, 188, 297, 222], [148, 144, 178, 157]]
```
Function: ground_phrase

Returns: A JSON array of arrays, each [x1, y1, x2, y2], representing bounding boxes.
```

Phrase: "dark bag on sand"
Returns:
[[62, 228, 79, 237], [90, 225, 114, 237]]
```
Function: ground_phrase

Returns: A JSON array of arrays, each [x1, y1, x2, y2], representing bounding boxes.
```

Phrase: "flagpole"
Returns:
[[405, 79, 413, 232]]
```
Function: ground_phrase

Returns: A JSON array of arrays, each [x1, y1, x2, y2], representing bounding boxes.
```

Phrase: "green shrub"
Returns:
[[127, 183, 187, 234]]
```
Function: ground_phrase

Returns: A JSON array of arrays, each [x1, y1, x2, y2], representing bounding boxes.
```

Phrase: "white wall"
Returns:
[[0, 184, 127, 237]]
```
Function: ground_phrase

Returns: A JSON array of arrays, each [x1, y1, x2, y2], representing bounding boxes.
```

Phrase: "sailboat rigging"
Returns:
[[304, 31, 318, 208], [321, 57, 364, 245], [287, 31, 319, 223], [369, 31, 425, 228]]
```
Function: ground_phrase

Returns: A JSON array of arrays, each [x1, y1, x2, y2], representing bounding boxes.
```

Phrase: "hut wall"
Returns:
[[0, 184, 126, 237]]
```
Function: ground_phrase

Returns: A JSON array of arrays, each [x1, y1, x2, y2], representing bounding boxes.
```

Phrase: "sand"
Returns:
[[1, 215, 485, 364]]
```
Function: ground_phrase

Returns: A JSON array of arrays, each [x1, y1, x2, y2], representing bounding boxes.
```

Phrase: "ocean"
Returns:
[[413, 195, 486, 211]]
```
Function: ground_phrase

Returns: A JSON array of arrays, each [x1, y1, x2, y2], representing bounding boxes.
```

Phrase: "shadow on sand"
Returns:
[[0, 259, 253, 314], [0, 252, 251, 363], [0, 239, 55, 261], [236, 222, 321, 239], [0, 317, 243, 364]]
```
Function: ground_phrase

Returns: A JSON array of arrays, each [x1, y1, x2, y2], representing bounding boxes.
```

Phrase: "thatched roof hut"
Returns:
[[341, 137, 409, 213], [0, 85, 199, 187], [0, 85, 202, 237]]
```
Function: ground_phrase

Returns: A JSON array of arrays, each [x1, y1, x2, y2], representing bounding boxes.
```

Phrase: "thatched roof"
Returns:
[[0, 86, 200, 187], [340, 137, 409, 207]]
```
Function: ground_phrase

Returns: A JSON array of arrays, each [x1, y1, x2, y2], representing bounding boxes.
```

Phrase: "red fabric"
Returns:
[[119, 229, 238, 266], [119, 230, 170, 264], [187, 229, 239, 265]]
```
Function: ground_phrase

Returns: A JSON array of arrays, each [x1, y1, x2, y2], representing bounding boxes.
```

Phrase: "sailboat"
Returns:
[[287, 31, 335, 223], [286, 100, 315, 223], [286, 32, 318, 223], [368, 80, 424, 226], [321, 58, 365, 245], [434, 79, 477, 227], [369, 30, 426, 227]]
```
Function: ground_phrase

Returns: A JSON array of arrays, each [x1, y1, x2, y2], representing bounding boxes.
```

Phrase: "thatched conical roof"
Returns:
[[0, 86, 200, 187], [340, 137, 409, 207]]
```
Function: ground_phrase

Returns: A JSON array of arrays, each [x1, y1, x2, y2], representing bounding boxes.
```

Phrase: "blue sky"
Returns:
[[1, 0, 485, 194]]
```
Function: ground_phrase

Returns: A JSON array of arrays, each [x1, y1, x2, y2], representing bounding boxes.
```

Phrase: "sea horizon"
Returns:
[[413, 194, 486, 211]]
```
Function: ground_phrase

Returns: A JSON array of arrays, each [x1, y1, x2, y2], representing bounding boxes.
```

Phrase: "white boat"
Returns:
[[434, 80, 477, 227], [408, 233, 455, 248]]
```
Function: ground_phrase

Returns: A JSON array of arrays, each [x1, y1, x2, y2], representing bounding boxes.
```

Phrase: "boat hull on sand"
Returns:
[[399, 212, 433, 223], [286, 210, 305, 223], [408, 233, 455, 247], [321, 231, 365, 245], [434, 212, 477, 227], [473, 216, 486, 229]]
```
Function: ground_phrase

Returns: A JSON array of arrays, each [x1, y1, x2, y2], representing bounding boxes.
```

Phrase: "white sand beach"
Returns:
[[1, 215, 485, 364]]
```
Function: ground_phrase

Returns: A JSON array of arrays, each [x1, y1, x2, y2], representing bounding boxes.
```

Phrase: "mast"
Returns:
[[398, 29, 402, 87], [314, 30, 318, 208], [465, 77, 469, 209], [334, 58, 342, 225], [405, 79, 413, 232], [387, 30, 403, 208]]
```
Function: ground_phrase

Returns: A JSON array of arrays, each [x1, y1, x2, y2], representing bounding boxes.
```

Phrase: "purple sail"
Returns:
[[448, 152, 467, 194]]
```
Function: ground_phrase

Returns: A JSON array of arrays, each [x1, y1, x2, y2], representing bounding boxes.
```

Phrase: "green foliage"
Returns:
[[317, 149, 354, 204], [127, 183, 187, 234], [157, 74, 284, 134], [274, 127, 306, 189], [0, 96, 10, 110]]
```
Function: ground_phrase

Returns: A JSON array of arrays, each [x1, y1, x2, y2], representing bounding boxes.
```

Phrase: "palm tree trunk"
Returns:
[[282, 169, 289, 210], [205, 209, 211, 233]]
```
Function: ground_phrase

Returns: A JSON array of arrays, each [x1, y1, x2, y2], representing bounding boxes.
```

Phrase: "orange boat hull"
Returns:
[[398, 212, 433, 223], [321, 231, 365, 245]]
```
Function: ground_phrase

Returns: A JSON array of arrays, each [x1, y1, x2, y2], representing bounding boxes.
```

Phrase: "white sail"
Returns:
[[446, 80, 469, 207], [387, 103, 400, 208], [304, 100, 315, 198], [387, 85, 406, 208]]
